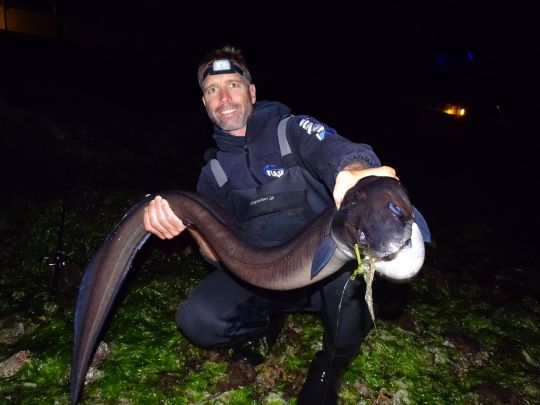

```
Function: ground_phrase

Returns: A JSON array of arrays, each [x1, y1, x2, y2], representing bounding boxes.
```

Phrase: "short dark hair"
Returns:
[[197, 45, 252, 87]]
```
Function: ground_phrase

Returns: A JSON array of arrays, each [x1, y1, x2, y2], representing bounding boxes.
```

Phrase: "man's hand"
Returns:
[[333, 165, 398, 209], [143, 195, 186, 239]]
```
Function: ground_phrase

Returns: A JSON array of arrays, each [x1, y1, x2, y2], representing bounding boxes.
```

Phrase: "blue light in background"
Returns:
[[467, 50, 476, 64]]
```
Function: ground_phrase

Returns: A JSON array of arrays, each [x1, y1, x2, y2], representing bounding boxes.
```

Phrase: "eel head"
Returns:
[[331, 176, 426, 281]]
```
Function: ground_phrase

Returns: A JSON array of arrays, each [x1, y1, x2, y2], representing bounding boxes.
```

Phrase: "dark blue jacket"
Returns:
[[197, 100, 380, 211]]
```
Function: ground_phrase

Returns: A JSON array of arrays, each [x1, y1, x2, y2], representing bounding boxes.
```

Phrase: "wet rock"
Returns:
[[521, 348, 539, 368], [83, 366, 103, 386], [0, 350, 30, 378], [442, 331, 490, 369], [354, 380, 374, 400], [445, 332, 481, 352], [392, 383, 411, 404], [0, 320, 26, 344], [277, 322, 302, 350], [226, 359, 257, 389], [215, 359, 258, 393], [207, 350, 223, 363], [90, 341, 111, 368], [473, 381, 524, 404], [494, 339, 539, 370], [260, 392, 288, 404], [282, 369, 306, 399], [255, 364, 282, 392], [375, 387, 394, 404], [83, 341, 111, 386], [370, 385, 410, 405], [182, 348, 224, 371], [158, 372, 182, 391], [183, 356, 200, 371], [394, 314, 419, 334]]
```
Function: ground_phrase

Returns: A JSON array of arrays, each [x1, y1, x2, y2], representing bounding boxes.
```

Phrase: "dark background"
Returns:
[[1, 0, 539, 236]]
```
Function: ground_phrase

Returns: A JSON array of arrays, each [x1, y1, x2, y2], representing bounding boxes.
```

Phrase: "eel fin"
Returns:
[[71, 198, 151, 404], [412, 206, 431, 243], [311, 235, 337, 278]]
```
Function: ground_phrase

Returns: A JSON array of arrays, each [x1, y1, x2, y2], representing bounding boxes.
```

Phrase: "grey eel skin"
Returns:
[[70, 176, 425, 404]]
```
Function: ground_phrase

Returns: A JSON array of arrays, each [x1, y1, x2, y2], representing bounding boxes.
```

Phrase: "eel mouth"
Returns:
[[373, 223, 425, 281], [377, 238, 412, 262]]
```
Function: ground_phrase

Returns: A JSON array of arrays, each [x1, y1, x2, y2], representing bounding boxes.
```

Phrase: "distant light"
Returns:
[[467, 50, 476, 65], [441, 104, 467, 118]]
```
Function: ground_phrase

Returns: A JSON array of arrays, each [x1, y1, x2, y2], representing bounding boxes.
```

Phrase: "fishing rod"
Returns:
[[45, 131, 73, 300], [48, 188, 67, 299]]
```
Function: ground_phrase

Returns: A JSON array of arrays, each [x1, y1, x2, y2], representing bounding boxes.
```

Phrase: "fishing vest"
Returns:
[[208, 115, 333, 244]]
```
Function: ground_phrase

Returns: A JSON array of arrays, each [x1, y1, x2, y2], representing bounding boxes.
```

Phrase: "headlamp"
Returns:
[[199, 59, 252, 88]]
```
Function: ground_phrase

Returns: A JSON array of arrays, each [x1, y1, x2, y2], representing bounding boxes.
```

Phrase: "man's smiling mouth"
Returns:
[[217, 104, 240, 116], [220, 108, 237, 115]]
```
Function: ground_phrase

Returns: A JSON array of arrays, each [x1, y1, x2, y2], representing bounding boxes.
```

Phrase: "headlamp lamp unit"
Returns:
[[199, 59, 252, 88]]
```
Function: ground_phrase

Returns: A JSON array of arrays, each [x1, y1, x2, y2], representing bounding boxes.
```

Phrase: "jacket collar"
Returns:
[[212, 100, 291, 153]]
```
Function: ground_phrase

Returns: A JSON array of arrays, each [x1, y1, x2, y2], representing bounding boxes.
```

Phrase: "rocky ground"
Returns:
[[1, 34, 539, 402], [0, 184, 538, 404], [0, 98, 539, 404]]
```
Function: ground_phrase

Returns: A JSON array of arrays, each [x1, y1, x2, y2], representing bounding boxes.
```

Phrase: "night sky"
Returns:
[[1, 0, 539, 232]]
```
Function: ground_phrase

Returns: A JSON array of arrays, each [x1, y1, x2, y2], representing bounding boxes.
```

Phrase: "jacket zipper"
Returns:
[[244, 145, 261, 185]]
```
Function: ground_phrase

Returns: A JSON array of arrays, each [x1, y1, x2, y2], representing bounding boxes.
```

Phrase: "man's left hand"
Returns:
[[333, 165, 398, 209]]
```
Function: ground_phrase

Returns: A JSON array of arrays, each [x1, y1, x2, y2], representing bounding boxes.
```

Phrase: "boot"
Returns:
[[296, 349, 354, 405], [231, 313, 285, 366]]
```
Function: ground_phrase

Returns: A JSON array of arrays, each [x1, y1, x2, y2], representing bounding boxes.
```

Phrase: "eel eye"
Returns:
[[357, 230, 367, 245], [388, 202, 403, 217]]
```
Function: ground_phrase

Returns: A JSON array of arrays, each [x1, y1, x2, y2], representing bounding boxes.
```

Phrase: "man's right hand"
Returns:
[[143, 195, 186, 239]]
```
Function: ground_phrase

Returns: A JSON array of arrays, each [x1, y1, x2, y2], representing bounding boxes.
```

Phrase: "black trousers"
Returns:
[[176, 264, 373, 357]]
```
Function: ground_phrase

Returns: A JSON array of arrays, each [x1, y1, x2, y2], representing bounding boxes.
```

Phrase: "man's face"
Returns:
[[201, 72, 256, 136]]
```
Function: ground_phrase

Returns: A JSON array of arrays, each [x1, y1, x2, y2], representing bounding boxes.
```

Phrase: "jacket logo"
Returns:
[[264, 164, 284, 178], [250, 195, 275, 206], [298, 118, 335, 141]]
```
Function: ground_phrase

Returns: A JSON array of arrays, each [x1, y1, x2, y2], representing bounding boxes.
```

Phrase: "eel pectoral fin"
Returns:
[[187, 228, 220, 262], [412, 205, 431, 243], [311, 235, 337, 279]]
